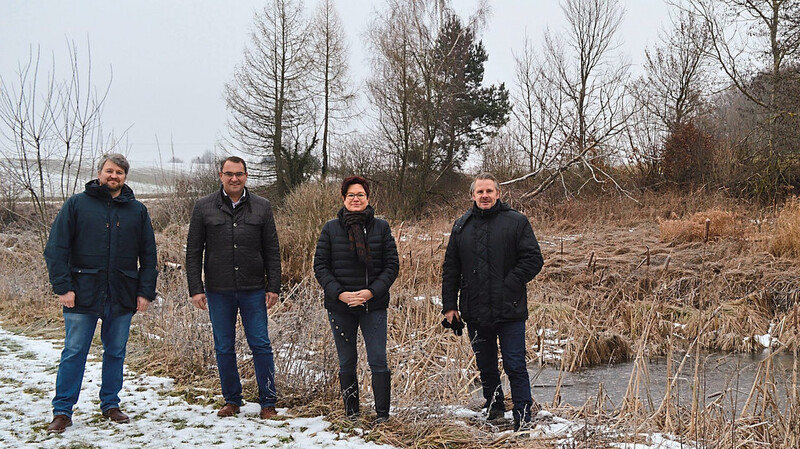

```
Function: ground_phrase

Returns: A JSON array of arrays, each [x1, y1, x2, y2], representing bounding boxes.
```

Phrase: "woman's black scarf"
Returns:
[[342, 209, 371, 265]]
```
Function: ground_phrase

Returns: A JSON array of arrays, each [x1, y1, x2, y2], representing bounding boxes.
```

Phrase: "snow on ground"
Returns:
[[0, 325, 395, 449]]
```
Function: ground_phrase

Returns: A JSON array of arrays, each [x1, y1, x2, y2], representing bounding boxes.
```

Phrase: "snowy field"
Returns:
[[0, 323, 691, 448], [0, 325, 394, 449]]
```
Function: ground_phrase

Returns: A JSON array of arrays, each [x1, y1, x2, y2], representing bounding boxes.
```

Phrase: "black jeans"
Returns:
[[328, 309, 389, 375], [468, 320, 533, 420]]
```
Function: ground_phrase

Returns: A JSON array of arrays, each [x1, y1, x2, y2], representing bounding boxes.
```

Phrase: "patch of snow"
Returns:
[[0, 325, 396, 448], [755, 334, 771, 348]]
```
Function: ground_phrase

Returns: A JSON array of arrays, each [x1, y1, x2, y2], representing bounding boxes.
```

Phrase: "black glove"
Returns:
[[441, 316, 465, 336]]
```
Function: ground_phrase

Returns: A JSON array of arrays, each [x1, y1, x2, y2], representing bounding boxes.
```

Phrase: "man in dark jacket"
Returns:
[[442, 172, 544, 431], [186, 156, 281, 420], [44, 153, 158, 433]]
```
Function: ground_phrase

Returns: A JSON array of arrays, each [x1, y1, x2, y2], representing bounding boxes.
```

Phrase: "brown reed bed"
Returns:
[[2, 189, 800, 447]]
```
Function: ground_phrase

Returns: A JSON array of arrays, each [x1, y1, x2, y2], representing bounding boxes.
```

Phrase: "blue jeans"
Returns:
[[206, 289, 276, 408], [327, 309, 388, 375], [468, 320, 533, 421], [52, 302, 133, 417]]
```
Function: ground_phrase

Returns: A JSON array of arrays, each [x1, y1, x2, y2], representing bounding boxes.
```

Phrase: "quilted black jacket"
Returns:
[[441, 200, 543, 326], [313, 206, 399, 313], [186, 188, 281, 295]]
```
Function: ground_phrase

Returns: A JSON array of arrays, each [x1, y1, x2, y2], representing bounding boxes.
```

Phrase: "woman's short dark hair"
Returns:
[[341, 175, 370, 197]]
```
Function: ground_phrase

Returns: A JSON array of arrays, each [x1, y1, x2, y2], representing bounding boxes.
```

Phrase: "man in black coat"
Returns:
[[44, 153, 158, 433], [442, 172, 544, 431], [186, 156, 281, 420]]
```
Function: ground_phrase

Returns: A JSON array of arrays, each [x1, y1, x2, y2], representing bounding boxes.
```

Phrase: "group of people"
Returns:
[[43, 154, 544, 434]]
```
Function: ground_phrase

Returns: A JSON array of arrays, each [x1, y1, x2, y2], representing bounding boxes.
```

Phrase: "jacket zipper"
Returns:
[[364, 226, 369, 313], [105, 200, 112, 311]]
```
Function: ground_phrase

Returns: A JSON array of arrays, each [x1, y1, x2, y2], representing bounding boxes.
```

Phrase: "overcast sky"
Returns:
[[1, 0, 672, 167]]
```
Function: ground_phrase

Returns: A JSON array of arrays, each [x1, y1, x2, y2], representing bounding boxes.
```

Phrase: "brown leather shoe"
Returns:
[[217, 403, 240, 417], [46, 415, 72, 433], [259, 406, 277, 419], [102, 408, 130, 423]]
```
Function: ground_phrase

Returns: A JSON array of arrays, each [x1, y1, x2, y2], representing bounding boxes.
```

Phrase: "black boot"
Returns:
[[513, 404, 533, 431], [372, 371, 391, 423], [484, 385, 505, 421], [340, 373, 359, 418]]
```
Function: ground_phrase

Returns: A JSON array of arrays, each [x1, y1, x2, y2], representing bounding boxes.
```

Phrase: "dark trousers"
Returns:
[[468, 320, 533, 420], [327, 309, 388, 375]]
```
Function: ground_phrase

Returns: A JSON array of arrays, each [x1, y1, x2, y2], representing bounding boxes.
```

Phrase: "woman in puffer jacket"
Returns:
[[313, 176, 399, 422]]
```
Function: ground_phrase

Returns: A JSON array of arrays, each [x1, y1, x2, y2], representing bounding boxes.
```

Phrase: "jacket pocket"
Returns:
[[502, 277, 526, 316], [71, 267, 102, 307], [206, 215, 227, 227], [117, 268, 140, 305], [459, 279, 471, 320]]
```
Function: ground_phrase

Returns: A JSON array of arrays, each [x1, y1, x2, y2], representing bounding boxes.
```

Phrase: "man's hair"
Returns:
[[219, 156, 247, 173], [469, 172, 500, 195], [341, 175, 370, 197], [97, 153, 130, 175]]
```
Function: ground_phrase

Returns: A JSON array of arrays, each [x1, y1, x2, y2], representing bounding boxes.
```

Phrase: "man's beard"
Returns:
[[106, 182, 123, 193]]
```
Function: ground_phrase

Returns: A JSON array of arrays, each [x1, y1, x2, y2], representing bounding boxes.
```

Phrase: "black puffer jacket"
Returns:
[[186, 188, 281, 295], [441, 200, 543, 326], [44, 180, 158, 317], [314, 206, 399, 313]]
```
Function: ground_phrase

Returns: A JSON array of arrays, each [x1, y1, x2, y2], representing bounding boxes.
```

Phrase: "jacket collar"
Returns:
[[215, 186, 251, 215], [337, 204, 375, 224], [84, 179, 135, 203], [470, 199, 508, 218]]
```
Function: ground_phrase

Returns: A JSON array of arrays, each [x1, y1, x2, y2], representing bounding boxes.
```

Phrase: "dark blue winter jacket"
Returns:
[[44, 180, 158, 316]]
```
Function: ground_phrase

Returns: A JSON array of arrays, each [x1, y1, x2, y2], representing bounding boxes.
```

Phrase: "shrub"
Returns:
[[661, 122, 716, 186], [276, 180, 342, 284], [148, 164, 220, 232], [769, 197, 800, 258], [659, 208, 740, 242]]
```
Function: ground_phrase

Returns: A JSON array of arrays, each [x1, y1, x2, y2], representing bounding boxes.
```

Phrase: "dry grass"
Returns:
[[658, 208, 742, 243], [276, 180, 342, 283], [769, 197, 800, 258]]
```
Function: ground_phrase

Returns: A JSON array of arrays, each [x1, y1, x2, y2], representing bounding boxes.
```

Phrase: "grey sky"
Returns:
[[1, 0, 671, 167]]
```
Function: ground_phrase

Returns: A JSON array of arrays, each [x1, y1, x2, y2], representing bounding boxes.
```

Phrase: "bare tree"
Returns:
[[511, 35, 566, 173], [504, 0, 631, 199], [366, 0, 424, 193], [625, 9, 712, 184], [0, 42, 112, 247], [225, 0, 315, 197], [637, 11, 711, 132], [310, 0, 356, 179]]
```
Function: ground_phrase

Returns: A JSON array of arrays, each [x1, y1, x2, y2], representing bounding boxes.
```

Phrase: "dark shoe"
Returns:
[[46, 415, 72, 433], [217, 403, 240, 417], [102, 408, 130, 423], [340, 373, 360, 418], [513, 406, 532, 432], [487, 407, 505, 421], [259, 406, 277, 419], [374, 415, 390, 424], [372, 371, 391, 422]]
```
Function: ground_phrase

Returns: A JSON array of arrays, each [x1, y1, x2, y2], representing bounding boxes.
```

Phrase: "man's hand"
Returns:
[[191, 293, 207, 310], [444, 309, 461, 324], [58, 291, 75, 308], [136, 296, 151, 313], [266, 292, 279, 309]]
